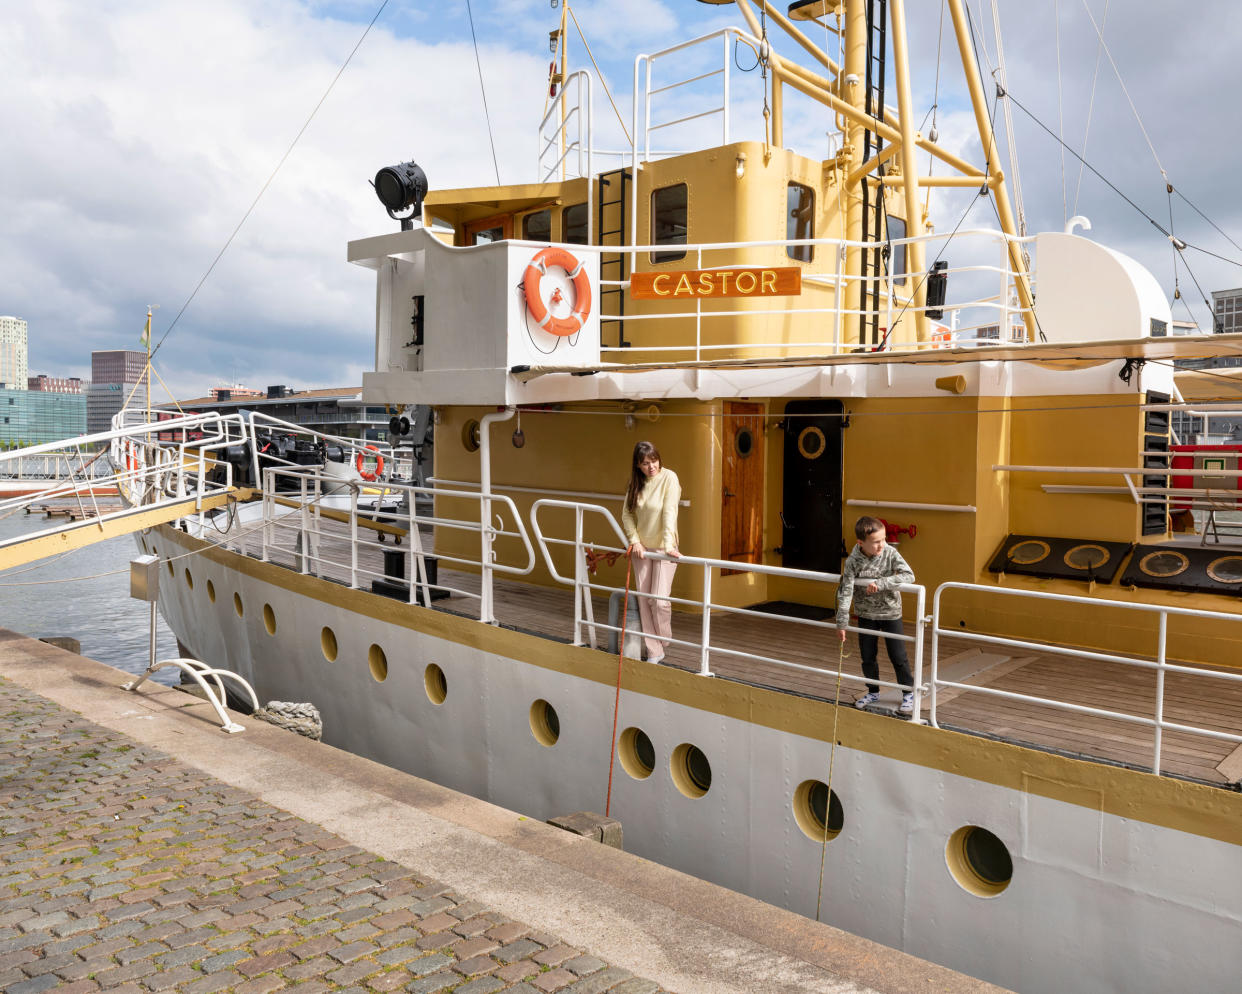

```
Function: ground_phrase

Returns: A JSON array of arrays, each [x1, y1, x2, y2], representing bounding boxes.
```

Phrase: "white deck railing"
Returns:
[[931, 582, 1242, 775], [528, 497, 927, 705], [255, 467, 535, 622]]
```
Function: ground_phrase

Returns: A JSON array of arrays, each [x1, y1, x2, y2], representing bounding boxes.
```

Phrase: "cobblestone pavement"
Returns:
[[0, 677, 673, 994]]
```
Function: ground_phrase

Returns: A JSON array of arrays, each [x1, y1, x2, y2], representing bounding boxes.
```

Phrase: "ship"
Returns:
[[8, 2, 1242, 992]]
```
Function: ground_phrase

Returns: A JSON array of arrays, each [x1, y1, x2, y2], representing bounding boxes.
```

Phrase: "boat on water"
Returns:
[[6, 2, 1242, 991]]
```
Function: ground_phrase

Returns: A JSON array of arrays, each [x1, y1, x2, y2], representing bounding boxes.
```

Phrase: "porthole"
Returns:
[[461, 419, 481, 452], [945, 825, 1013, 898], [1063, 544, 1108, 570], [206, 579, 216, 603], [368, 644, 388, 683], [619, 727, 656, 780], [735, 427, 755, 459], [233, 592, 244, 617], [321, 626, 338, 662], [1207, 556, 1242, 584], [424, 663, 447, 705], [797, 426, 825, 460], [263, 603, 276, 636], [670, 743, 712, 798], [793, 779, 844, 842], [184, 568, 194, 590], [529, 699, 560, 747], [1139, 550, 1189, 578], [1005, 539, 1049, 565]]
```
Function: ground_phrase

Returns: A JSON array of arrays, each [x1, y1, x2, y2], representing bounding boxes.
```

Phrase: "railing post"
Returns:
[[349, 483, 359, 590], [572, 507, 586, 646], [928, 585, 940, 727], [1153, 611, 1168, 774], [299, 476, 310, 575], [699, 561, 713, 676], [722, 30, 731, 145], [910, 586, 927, 725]]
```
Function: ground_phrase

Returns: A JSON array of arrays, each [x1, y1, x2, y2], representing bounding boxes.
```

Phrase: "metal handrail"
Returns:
[[930, 582, 1242, 774], [529, 498, 927, 711], [260, 467, 536, 623]]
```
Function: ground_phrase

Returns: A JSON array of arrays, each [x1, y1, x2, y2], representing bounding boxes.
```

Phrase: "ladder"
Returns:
[[596, 167, 632, 348], [859, 0, 888, 348]]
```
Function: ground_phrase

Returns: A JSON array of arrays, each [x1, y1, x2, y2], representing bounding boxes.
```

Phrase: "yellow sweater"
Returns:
[[622, 468, 681, 551]]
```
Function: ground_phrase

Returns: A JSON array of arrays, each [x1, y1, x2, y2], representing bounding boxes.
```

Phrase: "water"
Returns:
[[0, 508, 180, 684]]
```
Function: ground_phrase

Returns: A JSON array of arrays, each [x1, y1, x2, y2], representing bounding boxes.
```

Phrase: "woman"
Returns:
[[621, 440, 681, 663]]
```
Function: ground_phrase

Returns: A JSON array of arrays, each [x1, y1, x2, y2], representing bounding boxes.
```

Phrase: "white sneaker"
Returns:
[[855, 692, 881, 709], [899, 692, 915, 715]]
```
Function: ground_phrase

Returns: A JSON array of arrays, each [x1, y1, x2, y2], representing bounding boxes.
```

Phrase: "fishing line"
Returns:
[[604, 551, 634, 819], [815, 635, 849, 922]]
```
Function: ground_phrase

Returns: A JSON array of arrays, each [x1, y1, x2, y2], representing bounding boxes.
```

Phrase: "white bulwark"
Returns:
[[353, 228, 600, 406]]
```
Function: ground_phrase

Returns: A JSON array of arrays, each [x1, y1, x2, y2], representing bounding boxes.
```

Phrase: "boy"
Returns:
[[835, 516, 916, 714]]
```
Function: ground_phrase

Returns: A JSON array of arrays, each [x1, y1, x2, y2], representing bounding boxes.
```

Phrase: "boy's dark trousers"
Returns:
[[857, 617, 913, 694]]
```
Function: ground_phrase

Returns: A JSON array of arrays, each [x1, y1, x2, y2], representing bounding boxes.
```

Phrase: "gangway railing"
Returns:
[[0, 413, 254, 572], [930, 583, 1242, 775], [529, 498, 928, 711]]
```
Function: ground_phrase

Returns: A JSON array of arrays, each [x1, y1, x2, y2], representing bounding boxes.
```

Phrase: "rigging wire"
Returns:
[[151, 0, 391, 359], [464, 0, 501, 186], [566, 4, 632, 146], [1072, 0, 1110, 216], [1054, 0, 1066, 225]]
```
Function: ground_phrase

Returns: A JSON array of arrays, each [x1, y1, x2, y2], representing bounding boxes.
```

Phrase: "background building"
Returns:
[[87, 350, 150, 433], [0, 316, 29, 390], [28, 374, 86, 393], [0, 388, 86, 446], [164, 384, 389, 440]]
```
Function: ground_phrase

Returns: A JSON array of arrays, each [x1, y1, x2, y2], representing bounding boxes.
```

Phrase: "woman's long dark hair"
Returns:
[[625, 440, 661, 512]]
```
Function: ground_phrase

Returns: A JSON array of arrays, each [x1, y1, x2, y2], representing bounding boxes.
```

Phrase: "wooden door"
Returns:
[[721, 402, 765, 575]]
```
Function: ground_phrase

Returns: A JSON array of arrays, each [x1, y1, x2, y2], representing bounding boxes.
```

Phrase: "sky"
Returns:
[[2, 0, 1241, 401]]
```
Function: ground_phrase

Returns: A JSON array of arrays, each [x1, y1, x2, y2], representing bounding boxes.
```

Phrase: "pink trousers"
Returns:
[[630, 552, 677, 660]]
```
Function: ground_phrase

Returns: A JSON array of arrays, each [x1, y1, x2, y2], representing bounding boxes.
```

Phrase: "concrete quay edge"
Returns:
[[0, 629, 1008, 994]]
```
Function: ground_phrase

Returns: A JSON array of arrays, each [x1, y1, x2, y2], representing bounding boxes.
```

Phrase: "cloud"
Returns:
[[2, 0, 1239, 407]]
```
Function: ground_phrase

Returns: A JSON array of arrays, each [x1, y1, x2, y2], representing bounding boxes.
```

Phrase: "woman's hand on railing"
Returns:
[[669, 548, 682, 559], [629, 541, 646, 560]]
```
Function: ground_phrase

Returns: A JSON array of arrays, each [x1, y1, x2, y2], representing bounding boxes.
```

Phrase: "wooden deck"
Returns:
[[228, 513, 1242, 788]]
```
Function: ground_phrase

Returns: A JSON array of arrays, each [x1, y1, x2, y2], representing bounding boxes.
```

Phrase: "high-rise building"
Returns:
[[87, 350, 150, 433], [0, 316, 29, 390]]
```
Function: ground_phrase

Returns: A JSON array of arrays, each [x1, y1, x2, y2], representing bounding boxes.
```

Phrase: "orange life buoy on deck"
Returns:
[[523, 247, 592, 337], [355, 445, 385, 482]]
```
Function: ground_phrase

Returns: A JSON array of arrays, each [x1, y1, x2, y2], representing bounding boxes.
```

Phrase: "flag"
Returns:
[[139, 310, 151, 349]]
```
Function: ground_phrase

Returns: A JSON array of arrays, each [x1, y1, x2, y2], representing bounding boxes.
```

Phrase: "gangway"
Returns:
[[1, 409, 396, 574]]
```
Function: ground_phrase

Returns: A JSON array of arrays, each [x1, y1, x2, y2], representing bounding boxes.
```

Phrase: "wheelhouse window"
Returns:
[[786, 183, 814, 262], [886, 214, 907, 285], [651, 183, 687, 264], [465, 214, 511, 245], [563, 203, 588, 244], [522, 209, 551, 242]]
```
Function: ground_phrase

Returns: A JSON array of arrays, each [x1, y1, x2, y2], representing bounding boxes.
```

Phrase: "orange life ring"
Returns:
[[523, 246, 591, 337], [356, 445, 385, 482]]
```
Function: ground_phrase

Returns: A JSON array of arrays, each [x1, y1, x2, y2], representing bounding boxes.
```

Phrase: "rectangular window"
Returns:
[[886, 215, 907, 285], [786, 183, 814, 262], [563, 203, 588, 245], [650, 184, 687, 263], [522, 209, 551, 242]]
